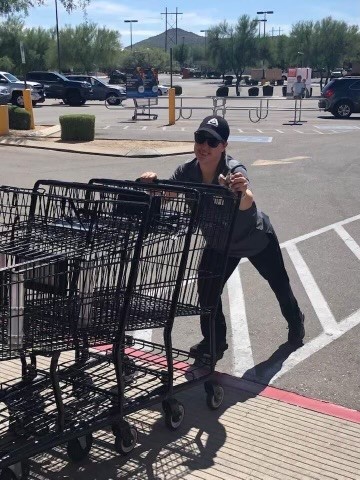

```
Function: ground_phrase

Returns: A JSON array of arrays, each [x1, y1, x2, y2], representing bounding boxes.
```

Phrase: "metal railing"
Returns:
[[105, 95, 320, 125]]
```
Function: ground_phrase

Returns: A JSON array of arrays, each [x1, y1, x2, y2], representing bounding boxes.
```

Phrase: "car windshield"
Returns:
[[57, 72, 70, 81], [93, 77, 106, 86], [3, 73, 19, 83]]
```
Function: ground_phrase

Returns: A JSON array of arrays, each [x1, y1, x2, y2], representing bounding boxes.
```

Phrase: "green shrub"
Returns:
[[59, 114, 95, 141], [174, 85, 182, 95], [8, 105, 31, 130]]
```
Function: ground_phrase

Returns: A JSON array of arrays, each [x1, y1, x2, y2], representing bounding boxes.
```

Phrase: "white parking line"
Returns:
[[334, 225, 360, 260], [230, 214, 360, 380], [228, 266, 254, 376], [286, 243, 339, 334]]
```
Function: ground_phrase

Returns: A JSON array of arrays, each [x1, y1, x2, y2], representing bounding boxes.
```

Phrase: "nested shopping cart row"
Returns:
[[0, 179, 239, 479]]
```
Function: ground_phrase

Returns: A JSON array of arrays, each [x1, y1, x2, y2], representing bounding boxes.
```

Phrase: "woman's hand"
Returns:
[[139, 171, 158, 183], [228, 172, 249, 196]]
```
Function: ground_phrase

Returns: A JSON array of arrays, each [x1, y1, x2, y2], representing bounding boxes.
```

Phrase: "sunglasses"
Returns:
[[194, 132, 223, 148]]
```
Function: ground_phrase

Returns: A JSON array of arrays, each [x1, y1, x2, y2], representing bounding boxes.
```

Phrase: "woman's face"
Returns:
[[194, 136, 227, 168]]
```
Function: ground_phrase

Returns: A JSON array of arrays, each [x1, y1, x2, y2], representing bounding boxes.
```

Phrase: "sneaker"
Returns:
[[287, 313, 305, 348], [189, 339, 228, 361]]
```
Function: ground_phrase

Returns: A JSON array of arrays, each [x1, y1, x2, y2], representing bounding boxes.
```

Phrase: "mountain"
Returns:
[[129, 28, 205, 50]]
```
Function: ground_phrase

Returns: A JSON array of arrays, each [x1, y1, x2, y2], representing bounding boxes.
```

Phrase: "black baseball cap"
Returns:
[[195, 115, 230, 142]]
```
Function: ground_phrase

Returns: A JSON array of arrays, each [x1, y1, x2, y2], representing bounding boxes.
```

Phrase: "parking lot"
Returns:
[[2, 75, 360, 412]]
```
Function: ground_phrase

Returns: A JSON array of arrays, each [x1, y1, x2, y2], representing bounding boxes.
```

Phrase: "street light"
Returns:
[[256, 11, 273, 37], [124, 19, 138, 50], [256, 11, 274, 80], [297, 51, 304, 67], [54, 0, 61, 72], [200, 29, 209, 54]]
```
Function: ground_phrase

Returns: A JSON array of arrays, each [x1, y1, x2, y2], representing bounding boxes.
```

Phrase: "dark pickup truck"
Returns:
[[26, 71, 92, 106]]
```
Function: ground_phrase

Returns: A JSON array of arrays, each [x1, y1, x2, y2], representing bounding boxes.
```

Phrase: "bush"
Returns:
[[262, 85, 274, 96], [8, 105, 31, 130], [8, 105, 30, 129], [174, 85, 182, 95], [59, 114, 95, 141], [248, 87, 259, 97], [216, 86, 229, 97]]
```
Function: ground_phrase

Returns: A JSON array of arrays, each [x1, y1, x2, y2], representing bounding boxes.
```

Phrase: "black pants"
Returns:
[[197, 233, 302, 345]]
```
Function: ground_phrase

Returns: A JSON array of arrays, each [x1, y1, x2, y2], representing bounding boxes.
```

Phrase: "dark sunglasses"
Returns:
[[194, 132, 223, 148]]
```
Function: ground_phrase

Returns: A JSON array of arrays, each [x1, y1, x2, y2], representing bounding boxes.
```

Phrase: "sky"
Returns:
[[21, 0, 360, 47]]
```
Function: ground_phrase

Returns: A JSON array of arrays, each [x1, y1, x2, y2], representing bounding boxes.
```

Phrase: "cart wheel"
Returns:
[[72, 372, 94, 399], [114, 426, 138, 455], [67, 433, 93, 462], [132, 115, 136, 120], [204, 381, 224, 410], [0, 460, 29, 480], [0, 468, 17, 480], [162, 399, 185, 431]]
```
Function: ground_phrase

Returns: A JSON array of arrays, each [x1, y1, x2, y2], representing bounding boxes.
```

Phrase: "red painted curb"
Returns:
[[218, 373, 360, 424]]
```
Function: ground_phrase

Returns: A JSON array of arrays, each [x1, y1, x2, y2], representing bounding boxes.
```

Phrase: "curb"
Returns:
[[0, 125, 193, 158]]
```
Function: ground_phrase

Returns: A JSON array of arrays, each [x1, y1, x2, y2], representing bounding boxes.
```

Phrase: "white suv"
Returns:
[[0, 72, 45, 107]]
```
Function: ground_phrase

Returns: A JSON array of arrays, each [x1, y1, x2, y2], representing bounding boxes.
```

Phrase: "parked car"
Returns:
[[0, 71, 45, 106], [157, 84, 168, 96], [66, 75, 126, 105], [318, 76, 360, 118], [0, 86, 11, 105], [108, 70, 127, 85], [26, 71, 92, 106]]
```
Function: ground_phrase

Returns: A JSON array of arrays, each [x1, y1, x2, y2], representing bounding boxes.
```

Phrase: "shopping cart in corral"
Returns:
[[0, 187, 153, 478], [132, 97, 158, 120]]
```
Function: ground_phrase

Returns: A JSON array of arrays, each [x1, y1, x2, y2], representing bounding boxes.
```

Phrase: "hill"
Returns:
[[129, 28, 205, 50]]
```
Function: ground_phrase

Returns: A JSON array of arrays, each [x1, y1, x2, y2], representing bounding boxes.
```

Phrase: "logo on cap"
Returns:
[[207, 118, 218, 127]]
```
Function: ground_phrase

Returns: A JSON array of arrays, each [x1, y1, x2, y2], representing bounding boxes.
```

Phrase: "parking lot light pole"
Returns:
[[256, 10, 274, 80], [124, 20, 138, 50], [55, 0, 61, 72], [297, 51, 304, 67], [200, 29, 209, 54]]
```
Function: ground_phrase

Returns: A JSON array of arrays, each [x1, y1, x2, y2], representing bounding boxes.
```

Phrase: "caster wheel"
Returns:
[[72, 372, 93, 399], [67, 433, 93, 462], [132, 115, 136, 120], [162, 399, 185, 431], [0, 460, 29, 479], [114, 426, 138, 455], [0, 468, 17, 480], [204, 381, 224, 410]]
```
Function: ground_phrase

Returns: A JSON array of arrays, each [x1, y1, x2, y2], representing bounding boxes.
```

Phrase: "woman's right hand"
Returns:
[[139, 171, 158, 183]]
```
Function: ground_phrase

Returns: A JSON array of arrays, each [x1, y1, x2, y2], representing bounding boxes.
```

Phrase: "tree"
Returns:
[[0, 0, 90, 16], [207, 22, 232, 79], [231, 15, 259, 95]]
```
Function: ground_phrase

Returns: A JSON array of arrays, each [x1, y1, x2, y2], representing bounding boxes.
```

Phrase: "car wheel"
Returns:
[[106, 94, 121, 106], [332, 101, 352, 118], [66, 90, 83, 106], [12, 92, 24, 107]]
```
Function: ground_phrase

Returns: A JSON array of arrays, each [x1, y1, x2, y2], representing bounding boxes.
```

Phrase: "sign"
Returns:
[[286, 67, 312, 96], [126, 67, 159, 98], [20, 42, 25, 64]]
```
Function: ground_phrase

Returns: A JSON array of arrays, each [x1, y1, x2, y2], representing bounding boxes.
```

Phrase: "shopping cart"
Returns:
[[87, 178, 239, 421], [0, 193, 152, 477]]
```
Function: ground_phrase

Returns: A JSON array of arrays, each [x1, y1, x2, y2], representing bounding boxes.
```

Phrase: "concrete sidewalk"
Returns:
[[0, 125, 193, 158], [28, 373, 360, 479]]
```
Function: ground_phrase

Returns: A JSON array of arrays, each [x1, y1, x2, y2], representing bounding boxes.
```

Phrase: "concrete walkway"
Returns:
[[0, 125, 193, 157]]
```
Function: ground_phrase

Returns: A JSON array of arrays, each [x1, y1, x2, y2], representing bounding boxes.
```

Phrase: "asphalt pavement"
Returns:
[[1, 81, 360, 478]]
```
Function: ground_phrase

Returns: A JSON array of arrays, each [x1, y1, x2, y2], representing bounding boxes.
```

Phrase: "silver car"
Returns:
[[0, 86, 11, 105]]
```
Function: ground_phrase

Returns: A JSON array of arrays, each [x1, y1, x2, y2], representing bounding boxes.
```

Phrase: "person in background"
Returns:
[[140, 115, 305, 362], [291, 75, 305, 99]]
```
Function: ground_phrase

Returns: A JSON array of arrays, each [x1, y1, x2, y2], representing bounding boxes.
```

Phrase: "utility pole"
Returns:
[[161, 7, 183, 52]]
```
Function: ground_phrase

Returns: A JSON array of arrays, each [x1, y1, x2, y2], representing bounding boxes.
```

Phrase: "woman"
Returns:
[[140, 115, 305, 361]]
